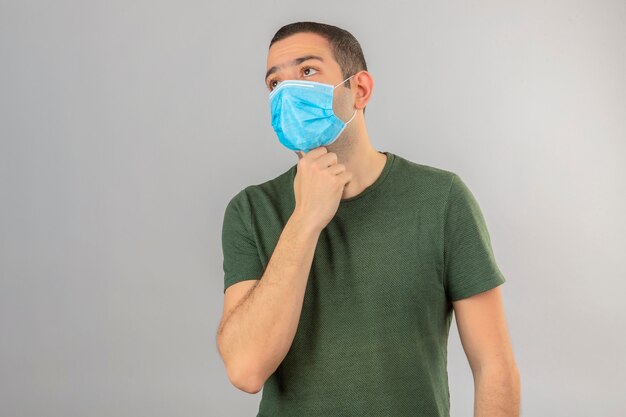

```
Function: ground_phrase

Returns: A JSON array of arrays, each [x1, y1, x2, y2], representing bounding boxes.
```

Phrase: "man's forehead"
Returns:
[[266, 34, 331, 67]]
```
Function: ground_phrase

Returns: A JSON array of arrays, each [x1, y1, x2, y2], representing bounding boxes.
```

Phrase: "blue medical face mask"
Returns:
[[269, 74, 357, 152]]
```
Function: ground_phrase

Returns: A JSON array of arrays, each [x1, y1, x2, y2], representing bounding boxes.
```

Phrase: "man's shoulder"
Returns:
[[228, 163, 296, 206], [391, 151, 457, 189]]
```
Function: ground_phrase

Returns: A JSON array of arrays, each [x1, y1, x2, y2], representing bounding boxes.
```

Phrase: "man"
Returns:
[[217, 21, 520, 417]]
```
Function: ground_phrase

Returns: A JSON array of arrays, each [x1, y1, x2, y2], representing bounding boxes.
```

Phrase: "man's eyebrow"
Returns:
[[264, 55, 324, 83]]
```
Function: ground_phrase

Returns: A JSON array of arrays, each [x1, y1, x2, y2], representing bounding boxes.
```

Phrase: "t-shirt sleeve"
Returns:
[[221, 188, 265, 293], [443, 173, 506, 301]]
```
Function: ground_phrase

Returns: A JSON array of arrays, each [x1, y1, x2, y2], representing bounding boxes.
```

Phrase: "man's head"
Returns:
[[266, 22, 372, 120]]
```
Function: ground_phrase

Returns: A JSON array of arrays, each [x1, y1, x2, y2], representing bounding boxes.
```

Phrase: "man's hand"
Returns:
[[293, 147, 352, 232]]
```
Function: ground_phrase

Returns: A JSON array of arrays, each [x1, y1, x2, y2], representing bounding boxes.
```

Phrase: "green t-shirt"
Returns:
[[221, 151, 506, 417]]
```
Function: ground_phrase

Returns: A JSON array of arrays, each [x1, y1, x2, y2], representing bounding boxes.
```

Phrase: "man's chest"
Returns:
[[253, 198, 446, 317]]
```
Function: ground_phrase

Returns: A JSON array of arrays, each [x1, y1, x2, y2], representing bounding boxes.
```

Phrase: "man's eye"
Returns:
[[303, 67, 318, 77], [268, 67, 318, 91]]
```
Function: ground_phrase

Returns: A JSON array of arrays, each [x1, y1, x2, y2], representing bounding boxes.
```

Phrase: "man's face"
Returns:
[[265, 32, 356, 130]]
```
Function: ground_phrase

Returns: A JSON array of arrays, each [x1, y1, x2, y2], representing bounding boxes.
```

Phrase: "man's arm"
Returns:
[[452, 286, 521, 416], [216, 209, 321, 394]]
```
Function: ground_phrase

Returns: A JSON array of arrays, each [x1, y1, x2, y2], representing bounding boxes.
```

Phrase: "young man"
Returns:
[[217, 21, 520, 417]]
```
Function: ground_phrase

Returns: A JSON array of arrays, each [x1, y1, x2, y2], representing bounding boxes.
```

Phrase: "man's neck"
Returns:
[[335, 143, 388, 201], [294, 121, 387, 200]]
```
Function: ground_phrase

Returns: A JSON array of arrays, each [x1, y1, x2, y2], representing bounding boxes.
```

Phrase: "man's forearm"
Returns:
[[473, 365, 521, 417], [217, 209, 321, 392]]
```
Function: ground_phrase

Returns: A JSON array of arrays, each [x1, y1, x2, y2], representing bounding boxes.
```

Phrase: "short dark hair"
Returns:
[[269, 21, 368, 114]]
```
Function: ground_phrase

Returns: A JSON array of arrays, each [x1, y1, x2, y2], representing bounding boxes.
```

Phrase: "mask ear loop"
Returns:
[[334, 74, 355, 89], [334, 74, 358, 124], [344, 108, 358, 124]]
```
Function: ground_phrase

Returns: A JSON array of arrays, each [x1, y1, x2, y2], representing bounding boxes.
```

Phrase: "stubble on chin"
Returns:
[[292, 126, 356, 162], [327, 128, 356, 162]]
